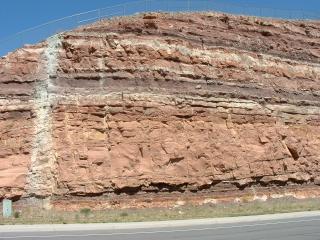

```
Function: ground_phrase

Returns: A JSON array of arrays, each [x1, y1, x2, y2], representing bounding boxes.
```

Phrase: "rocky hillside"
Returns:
[[0, 12, 320, 203]]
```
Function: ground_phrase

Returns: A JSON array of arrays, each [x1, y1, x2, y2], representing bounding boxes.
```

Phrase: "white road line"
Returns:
[[1, 218, 320, 239]]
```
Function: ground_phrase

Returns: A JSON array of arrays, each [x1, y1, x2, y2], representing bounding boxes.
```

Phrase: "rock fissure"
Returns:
[[26, 35, 61, 197]]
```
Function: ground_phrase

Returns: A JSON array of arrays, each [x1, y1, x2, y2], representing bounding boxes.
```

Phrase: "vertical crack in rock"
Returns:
[[26, 35, 61, 197]]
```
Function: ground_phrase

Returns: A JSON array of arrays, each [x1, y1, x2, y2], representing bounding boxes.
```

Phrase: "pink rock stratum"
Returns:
[[0, 12, 320, 207]]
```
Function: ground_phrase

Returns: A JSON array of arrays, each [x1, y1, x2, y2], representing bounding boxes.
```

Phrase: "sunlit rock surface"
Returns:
[[0, 12, 320, 203]]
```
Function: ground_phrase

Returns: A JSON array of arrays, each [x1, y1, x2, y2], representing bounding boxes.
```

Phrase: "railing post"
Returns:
[[123, 3, 126, 16], [21, 34, 24, 49], [98, 9, 101, 21]]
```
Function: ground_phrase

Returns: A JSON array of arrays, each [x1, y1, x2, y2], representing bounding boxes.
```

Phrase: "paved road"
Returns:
[[1, 212, 320, 239]]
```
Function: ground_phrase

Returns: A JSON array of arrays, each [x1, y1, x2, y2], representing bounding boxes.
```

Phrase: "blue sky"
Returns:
[[1, 0, 319, 56]]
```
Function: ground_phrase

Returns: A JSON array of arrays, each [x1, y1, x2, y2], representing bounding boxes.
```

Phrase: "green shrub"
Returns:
[[80, 208, 91, 217], [14, 212, 20, 219]]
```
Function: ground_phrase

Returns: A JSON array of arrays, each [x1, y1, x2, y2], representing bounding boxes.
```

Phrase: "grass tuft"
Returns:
[[80, 208, 91, 217]]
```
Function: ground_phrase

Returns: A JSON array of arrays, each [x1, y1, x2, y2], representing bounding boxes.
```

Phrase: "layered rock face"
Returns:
[[1, 12, 320, 201]]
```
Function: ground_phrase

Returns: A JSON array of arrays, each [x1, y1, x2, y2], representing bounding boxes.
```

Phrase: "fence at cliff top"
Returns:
[[0, 0, 319, 56]]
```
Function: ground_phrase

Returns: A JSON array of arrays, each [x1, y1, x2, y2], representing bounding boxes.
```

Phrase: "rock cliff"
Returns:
[[1, 12, 320, 204]]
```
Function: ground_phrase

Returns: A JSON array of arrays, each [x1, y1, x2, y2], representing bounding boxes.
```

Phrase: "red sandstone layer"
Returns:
[[0, 12, 319, 202]]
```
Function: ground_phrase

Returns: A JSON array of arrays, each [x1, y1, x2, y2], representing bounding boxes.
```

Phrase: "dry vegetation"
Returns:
[[1, 197, 320, 225]]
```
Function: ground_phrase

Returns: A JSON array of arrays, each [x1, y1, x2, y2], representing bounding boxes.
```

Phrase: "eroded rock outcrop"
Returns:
[[1, 12, 320, 202]]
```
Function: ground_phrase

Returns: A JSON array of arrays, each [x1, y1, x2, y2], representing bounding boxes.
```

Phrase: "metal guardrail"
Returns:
[[0, 0, 319, 56]]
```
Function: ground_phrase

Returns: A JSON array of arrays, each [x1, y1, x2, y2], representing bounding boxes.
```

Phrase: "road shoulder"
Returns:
[[1, 210, 320, 233]]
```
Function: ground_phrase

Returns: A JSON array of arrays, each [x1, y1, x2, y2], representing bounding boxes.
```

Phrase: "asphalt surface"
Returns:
[[1, 212, 320, 239]]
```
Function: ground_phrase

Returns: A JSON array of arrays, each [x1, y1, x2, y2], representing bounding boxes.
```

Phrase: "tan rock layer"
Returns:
[[0, 12, 319, 199]]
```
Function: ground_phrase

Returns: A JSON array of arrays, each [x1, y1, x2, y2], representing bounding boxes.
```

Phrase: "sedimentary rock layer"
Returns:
[[0, 12, 320, 200]]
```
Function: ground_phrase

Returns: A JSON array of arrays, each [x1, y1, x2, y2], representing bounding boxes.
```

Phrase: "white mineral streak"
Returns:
[[26, 35, 61, 197]]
